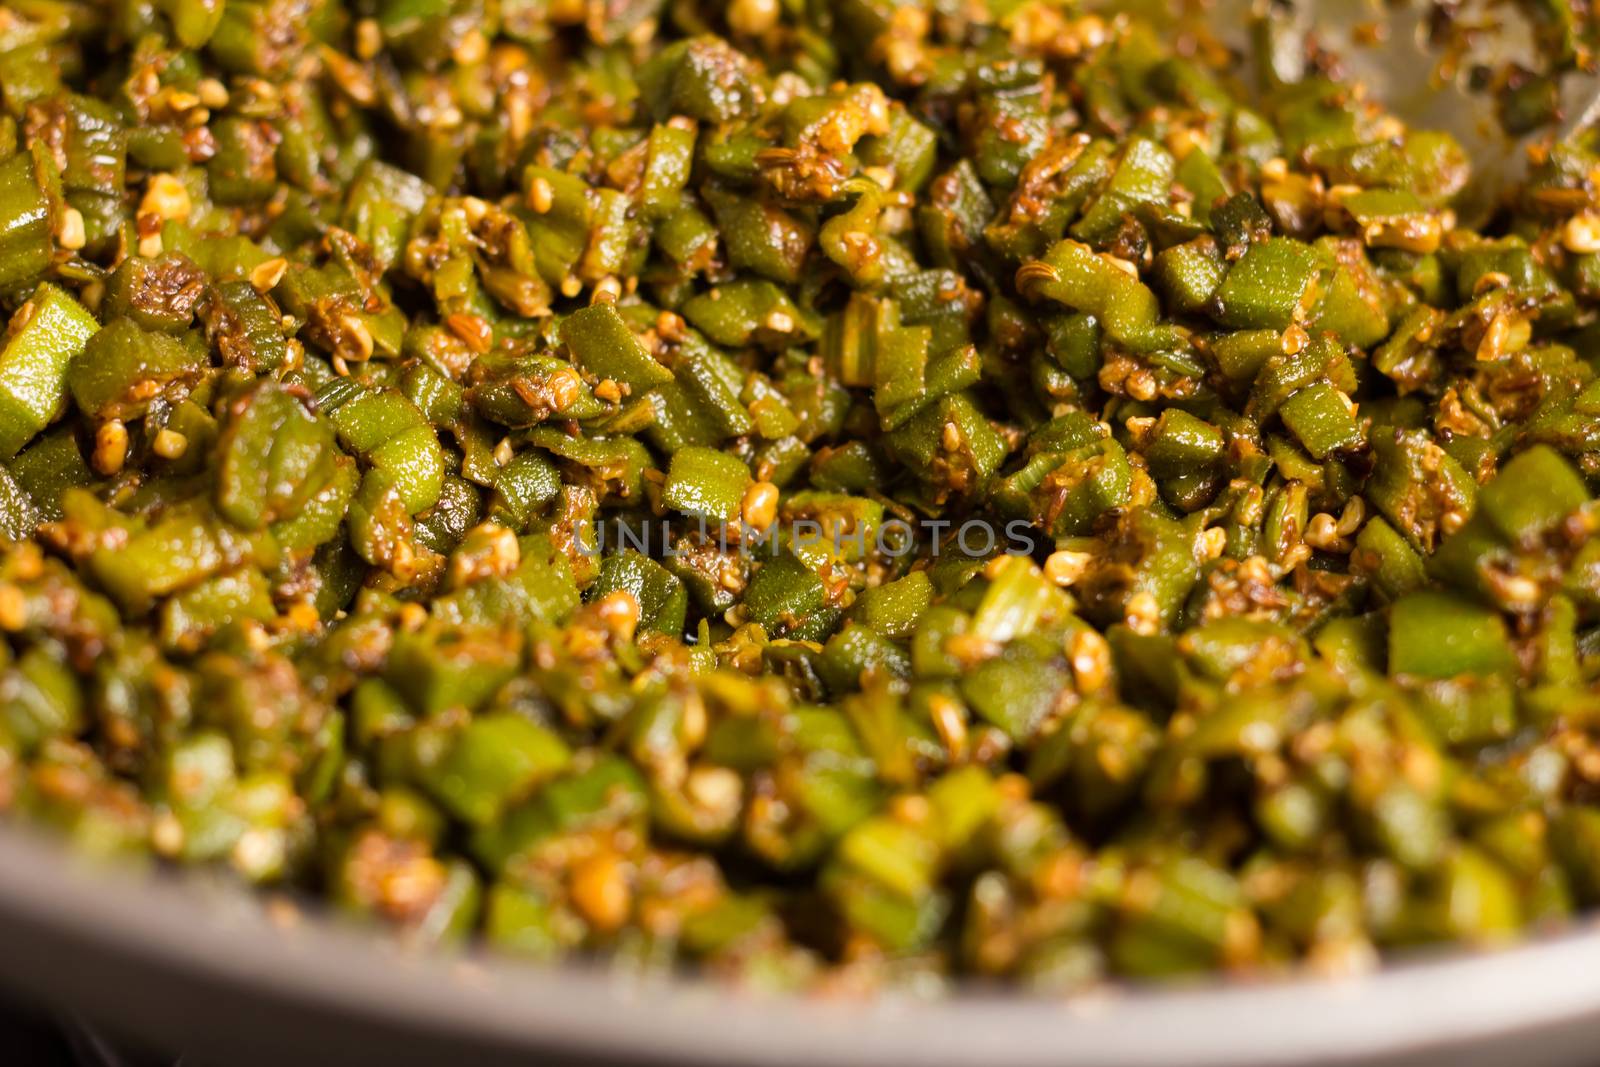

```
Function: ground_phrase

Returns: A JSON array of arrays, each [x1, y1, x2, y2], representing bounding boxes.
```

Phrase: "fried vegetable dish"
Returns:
[[4, 0, 1600, 992]]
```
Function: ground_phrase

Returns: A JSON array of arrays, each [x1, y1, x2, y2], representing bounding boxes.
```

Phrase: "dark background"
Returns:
[[0, 994, 171, 1067]]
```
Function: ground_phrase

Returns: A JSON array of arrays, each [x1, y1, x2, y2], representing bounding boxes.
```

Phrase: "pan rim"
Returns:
[[0, 822, 1597, 1066]]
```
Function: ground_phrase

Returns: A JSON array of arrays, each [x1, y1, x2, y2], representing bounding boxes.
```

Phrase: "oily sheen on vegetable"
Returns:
[[2, 0, 1600, 993]]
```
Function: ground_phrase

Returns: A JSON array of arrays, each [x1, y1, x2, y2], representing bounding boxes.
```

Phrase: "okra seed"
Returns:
[[528, 176, 555, 214], [728, 0, 780, 37], [1044, 550, 1091, 586], [152, 428, 189, 459], [93, 420, 129, 475], [597, 590, 642, 642], [56, 207, 87, 251], [741, 481, 780, 530], [572, 852, 631, 932], [0, 585, 25, 631]]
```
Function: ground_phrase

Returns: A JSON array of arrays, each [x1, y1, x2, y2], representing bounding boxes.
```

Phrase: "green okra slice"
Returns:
[[0, 283, 98, 457]]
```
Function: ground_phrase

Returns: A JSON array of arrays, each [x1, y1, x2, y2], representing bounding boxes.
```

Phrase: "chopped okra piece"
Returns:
[[1389, 593, 1517, 679], [421, 714, 571, 826], [560, 304, 674, 394], [0, 284, 98, 457], [0, 145, 58, 294], [1278, 382, 1364, 459], [663, 446, 752, 525], [1213, 238, 1326, 331]]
